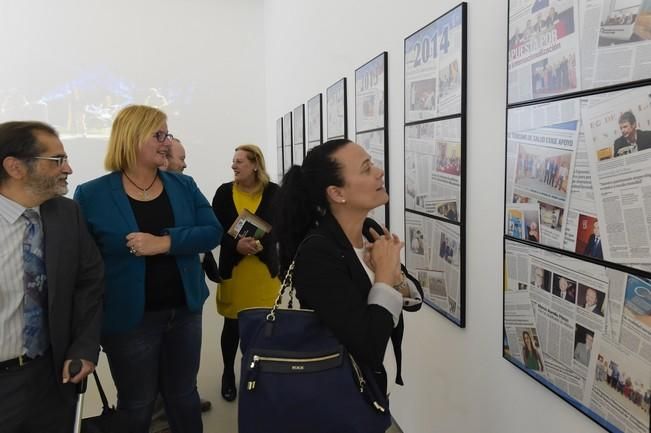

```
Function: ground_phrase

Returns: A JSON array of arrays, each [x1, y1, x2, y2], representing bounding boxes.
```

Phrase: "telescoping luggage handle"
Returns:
[[69, 359, 87, 433]]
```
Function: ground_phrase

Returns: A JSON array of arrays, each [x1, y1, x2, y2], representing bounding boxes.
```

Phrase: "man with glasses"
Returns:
[[0, 121, 104, 433]]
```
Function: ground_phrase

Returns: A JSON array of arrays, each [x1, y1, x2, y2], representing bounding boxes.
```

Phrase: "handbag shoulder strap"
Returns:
[[268, 234, 327, 319]]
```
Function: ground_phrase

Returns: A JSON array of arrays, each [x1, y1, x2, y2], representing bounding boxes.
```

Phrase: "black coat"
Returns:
[[212, 182, 279, 280], [292, 213, 422, 394]]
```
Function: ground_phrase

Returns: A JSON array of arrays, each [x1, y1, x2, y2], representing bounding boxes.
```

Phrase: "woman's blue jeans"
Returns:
[[101, 307, 203, 433]]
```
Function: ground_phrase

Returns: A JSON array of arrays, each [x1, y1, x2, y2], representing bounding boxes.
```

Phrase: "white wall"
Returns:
[[264, 1, 604, 432], [0, 0, 266, 198]]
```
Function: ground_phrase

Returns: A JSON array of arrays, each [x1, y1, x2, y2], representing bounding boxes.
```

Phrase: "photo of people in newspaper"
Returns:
[[405, 118, 462, 222], [574, 324, 595, 366], [356, 54, 385, 132], [575, 214, 603, 259], [589, 336, 651, 433], [508, 0, 580, 103], [599, 0, 651, 46], [327, 79, 346, 139], [531, 264, 552, 291], [405, 5, 463, 122], [507, 205, 541, 242], [405, 212, 461, 323], [577, 284, 606, 317]]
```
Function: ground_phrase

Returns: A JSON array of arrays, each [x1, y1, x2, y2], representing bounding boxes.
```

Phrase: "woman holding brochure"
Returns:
[[211, 144, 280, 402]]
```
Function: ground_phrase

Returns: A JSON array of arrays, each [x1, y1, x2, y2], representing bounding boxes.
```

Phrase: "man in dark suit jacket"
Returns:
[[613, 111, 651, 157], [583, 220, 603, 259], [0, 121, 103, 433]]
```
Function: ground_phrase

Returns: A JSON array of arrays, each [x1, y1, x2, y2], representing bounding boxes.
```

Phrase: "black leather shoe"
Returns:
[[221, 374, 237, 402]]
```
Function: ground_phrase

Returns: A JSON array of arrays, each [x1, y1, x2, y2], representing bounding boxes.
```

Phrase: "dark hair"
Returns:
[[618, 111, 636, 125], [275, 138, 352, 271], [0, 121, 57, 183]]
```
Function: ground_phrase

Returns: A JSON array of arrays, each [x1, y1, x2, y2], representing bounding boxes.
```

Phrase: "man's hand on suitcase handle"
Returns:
[[63, 358, 95, 384]]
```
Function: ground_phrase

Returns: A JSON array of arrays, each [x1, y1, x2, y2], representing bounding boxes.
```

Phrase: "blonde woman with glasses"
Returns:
[[74, 105, 221, 433]]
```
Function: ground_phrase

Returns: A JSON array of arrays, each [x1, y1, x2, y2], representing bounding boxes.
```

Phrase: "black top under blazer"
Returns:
[[212, 181, 280, 280], [293, 212, 423, 395]]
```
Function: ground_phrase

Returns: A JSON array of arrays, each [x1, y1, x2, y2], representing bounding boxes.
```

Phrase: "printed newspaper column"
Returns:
[[582, 85, 651, 264]]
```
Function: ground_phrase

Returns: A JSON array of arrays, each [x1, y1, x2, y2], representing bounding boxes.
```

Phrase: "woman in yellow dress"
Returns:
[[211, 144, 280, 402]]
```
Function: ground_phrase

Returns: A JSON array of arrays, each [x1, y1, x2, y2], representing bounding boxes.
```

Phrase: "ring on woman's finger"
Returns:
[[129, 247, 137, 255]]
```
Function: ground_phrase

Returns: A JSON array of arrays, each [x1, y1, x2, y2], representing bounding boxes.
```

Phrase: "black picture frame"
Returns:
[[307, 93, 323, 151], [355, 51, 389, 227], [326, 77, 348, 139], [282, 112, 292, 174], [403, 2, 467, 328], [292, 104, 306, 166]]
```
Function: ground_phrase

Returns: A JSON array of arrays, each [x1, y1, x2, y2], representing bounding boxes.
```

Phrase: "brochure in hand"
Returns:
[[227, 209, 271, 240]]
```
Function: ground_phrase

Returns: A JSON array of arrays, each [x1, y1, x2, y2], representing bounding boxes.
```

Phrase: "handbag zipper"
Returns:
[[246, 352, 341, 391]]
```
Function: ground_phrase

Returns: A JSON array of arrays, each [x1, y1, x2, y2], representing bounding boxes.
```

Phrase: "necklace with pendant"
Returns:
[[123, 171, 158, 200]]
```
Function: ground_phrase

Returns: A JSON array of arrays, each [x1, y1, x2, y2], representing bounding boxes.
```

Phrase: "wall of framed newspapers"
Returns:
[[326, 77, 348, 139], [292, 104, 305, 166], [504, 1, 651, 432], [355, 52, 389, 226], [404, 3, 467, 327], [306, 93, 323, 152], [282, 111, 292, 175]]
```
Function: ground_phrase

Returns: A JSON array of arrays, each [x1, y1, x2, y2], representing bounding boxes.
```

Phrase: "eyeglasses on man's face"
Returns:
[[153, 131, 174, 143], [31, 155, 69, 167]]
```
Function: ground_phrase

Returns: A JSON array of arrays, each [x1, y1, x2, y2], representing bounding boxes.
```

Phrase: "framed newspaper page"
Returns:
[[404, 3, 465, 123], [326, 77, 348, 139], [276, 117, 283, 182], [403, 3, 467, 328], [292, 104, 305, 166], [282, 111, 292, 174], [307, 93, 323, 151], [503, 239, 651, 433], [356, 52, 389, 226], [508, 0, 651, 105], [356, 52, 387, 133], [505, 2, 651, 429], [405, 117, 462, 223]]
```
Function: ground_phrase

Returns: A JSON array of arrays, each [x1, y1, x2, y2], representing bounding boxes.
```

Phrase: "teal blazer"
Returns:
[[74, 171, 222, 334]]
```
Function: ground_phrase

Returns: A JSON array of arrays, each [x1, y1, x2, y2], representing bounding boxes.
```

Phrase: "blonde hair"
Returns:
[[235, 144, 269, 191], [104, 105, 167, 171]]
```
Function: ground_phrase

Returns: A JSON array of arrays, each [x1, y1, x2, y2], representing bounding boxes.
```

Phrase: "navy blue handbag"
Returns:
[[238, 261, 391, 433]]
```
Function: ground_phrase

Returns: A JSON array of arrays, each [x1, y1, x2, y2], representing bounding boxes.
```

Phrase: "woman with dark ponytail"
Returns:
[[275, 139, 423, 413]]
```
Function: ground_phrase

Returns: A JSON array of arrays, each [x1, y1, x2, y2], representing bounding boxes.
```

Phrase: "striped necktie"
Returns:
[[22, 209, 49, 358]]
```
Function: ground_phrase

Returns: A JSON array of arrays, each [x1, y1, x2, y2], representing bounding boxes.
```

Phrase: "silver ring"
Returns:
[[129, 248, 137, 255]]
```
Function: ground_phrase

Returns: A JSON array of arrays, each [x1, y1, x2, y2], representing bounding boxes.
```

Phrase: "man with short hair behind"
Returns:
[[613, 111, 651, 157], [158, 136, 213, 417], [0, 121, 104, 433]]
